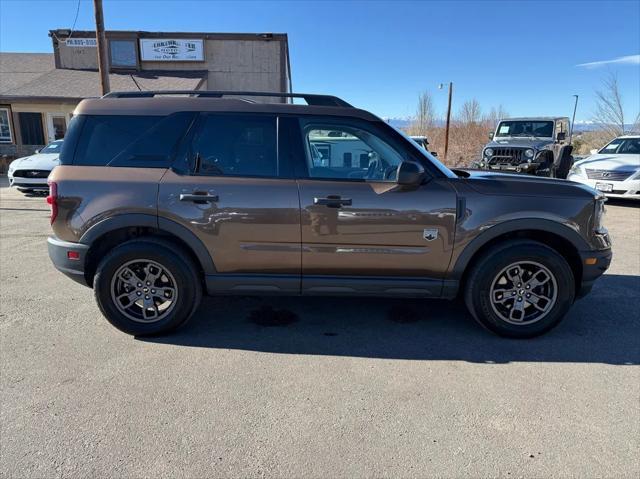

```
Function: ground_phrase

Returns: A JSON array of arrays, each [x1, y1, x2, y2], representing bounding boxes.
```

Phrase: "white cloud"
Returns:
[[576, 54, 640, 68]]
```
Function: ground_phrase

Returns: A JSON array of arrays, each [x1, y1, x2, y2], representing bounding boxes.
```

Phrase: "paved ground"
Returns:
[[1, 178, 638, 478]]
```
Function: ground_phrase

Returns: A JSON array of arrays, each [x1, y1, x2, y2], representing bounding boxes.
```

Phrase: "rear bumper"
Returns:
[[47, 236, 90, 287], [577, 248, 612, 298]]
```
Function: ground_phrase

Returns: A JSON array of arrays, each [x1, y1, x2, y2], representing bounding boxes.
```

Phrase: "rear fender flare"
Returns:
[[80, 214, 216, 274]]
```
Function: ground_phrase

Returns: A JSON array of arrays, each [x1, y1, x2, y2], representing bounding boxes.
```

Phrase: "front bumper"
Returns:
[[9, 175, 50, 190], [567, 174, 640, 200], [479, 161, 542, 173], [47, 236, 90, 287], [577, 248, 612, 298]]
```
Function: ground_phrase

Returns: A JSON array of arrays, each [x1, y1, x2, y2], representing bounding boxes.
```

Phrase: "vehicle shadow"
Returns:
[[606, 198, 639, 209], [140, 274, 640, 365]]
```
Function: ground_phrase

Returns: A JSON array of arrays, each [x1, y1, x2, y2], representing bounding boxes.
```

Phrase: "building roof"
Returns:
[[0, 52, 207, 101]]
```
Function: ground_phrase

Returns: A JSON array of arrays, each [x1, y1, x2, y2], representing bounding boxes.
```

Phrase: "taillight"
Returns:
[[46, 181, 58, 224]]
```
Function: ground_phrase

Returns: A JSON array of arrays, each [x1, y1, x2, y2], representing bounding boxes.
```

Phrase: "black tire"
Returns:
[[464, 240, 575, 338], [93, 238, 202, 336]]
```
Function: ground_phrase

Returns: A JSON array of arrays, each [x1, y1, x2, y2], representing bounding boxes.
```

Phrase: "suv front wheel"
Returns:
[[93, 238, 202, 336], [464, 240, 575, 338]]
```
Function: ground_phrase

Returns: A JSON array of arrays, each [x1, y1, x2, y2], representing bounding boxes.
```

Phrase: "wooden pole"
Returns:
[[444, 82, 453, 161], [93, 0, 110, 95]]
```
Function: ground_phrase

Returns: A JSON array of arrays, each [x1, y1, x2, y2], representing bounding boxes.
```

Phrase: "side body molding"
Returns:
[[79, 213, 216, 275], [449, 218, 590, 281]]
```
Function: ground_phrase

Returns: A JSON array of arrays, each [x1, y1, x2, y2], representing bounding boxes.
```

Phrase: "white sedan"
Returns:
[[7, 140, 62, 193], [567, 135, 640, 200]]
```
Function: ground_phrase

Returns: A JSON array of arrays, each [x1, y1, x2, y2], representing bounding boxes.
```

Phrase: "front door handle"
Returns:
[[314, 195, 352, 208], [179, 192, 219, 203]]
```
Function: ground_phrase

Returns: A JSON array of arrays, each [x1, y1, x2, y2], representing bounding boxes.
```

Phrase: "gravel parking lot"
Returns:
[[1, 177, 638, 478]]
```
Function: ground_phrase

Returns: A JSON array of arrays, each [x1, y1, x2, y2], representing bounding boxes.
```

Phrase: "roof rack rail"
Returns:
[[102, 90, 353, 107]]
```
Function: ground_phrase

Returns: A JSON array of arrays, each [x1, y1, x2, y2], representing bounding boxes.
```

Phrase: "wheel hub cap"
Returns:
[[110, 259, 178, 323], [489, 261, 558, 325]]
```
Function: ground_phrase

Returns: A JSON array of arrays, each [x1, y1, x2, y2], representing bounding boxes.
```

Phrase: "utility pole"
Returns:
[[441, 82, 453, 161], [569, 94, 579, 144], [93, 0, 110, 95]]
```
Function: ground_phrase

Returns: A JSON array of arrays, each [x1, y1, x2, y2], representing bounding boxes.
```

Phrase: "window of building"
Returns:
[[18, 112, 45, 145], [0, 107, 12, 143], [191, 114, 278, 177], [110, 39, 138, 68]]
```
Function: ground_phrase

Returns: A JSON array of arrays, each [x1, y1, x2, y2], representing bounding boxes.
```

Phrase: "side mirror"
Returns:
[[590, 149, 599, 155], [556, 132, 566, 142], [34, 149, 40, 154], [396, 161, 425, 186], [431, 151, 438, 157], [488, 132, 494, 139]]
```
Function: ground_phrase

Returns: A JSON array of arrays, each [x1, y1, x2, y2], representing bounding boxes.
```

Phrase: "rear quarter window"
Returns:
[[71, 113, 195, 167]]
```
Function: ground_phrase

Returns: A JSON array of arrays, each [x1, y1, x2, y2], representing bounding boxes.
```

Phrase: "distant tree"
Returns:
[[485, 105, 509, 127], [593, 72, 626, 136], [413, 90, 437, 135], [458, 99, 482, 125]]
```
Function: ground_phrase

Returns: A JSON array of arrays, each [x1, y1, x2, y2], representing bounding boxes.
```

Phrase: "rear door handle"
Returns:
[[179, 192, 219, 203], [314, 196, 352, 208]]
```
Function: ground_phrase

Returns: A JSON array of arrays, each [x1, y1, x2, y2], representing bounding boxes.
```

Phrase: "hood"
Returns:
[[485, 138, 553, 150], [11, 153, 60, 171], [458, 168, 598, 198], [573, 153, 640, 172]]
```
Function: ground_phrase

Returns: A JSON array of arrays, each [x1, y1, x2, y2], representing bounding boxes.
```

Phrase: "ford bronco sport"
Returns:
[[47, 91, 611, 338], [478, 117, 574, 178]]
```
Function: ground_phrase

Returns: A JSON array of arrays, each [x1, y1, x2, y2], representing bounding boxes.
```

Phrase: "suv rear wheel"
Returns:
[[93, 239, 202, 336], [464, 240, 575, 338]]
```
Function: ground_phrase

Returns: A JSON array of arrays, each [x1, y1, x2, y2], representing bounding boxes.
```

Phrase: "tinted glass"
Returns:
[[192, 114, 278, 177], [110, 113, 196, 167], [302, 121, 404, 181], [74, 115, 160, 166], [59, 115, 84, 165], [73, 113, 194, 167]]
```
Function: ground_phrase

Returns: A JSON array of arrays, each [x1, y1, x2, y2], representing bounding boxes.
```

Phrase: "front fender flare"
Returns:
[[449, 218, 590, 281]]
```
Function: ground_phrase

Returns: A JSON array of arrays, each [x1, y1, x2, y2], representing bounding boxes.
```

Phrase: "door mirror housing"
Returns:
[[431, 151, 438, 157], [396, 161, 425, 186], [590, 148, 599, 155], [556, 131, 566, 142], [488, 132, 494, 139], [34, 149, 40, 154]]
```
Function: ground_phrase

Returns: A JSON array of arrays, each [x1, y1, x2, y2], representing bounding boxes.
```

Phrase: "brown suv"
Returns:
[[47, 91, 612, 338]]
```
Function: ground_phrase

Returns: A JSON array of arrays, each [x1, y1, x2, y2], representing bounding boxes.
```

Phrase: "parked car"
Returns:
[[47, 91, 611, 338], [478, 117, 574, 178], [410, 135, 429, 149], [8, 140, 63, 193], [567, 135, 640, 200]]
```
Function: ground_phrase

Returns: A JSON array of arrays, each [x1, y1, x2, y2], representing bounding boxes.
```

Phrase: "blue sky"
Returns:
[[1, 0, 639, 122]]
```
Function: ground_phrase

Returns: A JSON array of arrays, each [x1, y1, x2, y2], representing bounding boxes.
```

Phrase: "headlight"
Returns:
[[484, 148, 494, 157], [568, 164, 584, 177], [525, 149, 534, 158]]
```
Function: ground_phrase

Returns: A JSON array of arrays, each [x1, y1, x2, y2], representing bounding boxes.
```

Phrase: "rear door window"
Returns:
[[73, 113, 195, 167], [190, 114, 279, 177]]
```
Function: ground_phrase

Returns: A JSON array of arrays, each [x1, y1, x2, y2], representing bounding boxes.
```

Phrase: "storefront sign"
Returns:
[[139, 39, 204, 61], [65, 38, 97, 47]]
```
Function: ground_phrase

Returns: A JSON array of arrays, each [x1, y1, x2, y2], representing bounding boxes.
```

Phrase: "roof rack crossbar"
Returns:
[[102, 90, 352, 107]]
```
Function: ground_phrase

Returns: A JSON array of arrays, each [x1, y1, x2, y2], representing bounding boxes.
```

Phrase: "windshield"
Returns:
[[391, 125, 457, 178], [599, 137, 640, 154], [495, 120, 554, 138], [40, 140, 63, 154]]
